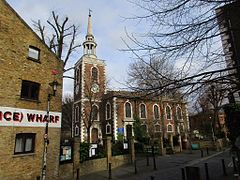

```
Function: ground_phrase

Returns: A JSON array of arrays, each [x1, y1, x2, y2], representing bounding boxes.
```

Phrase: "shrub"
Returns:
[[79, 142, 90, 162]]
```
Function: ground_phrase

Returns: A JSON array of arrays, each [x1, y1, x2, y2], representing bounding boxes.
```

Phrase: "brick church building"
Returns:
[[73, 13, 190, 148]]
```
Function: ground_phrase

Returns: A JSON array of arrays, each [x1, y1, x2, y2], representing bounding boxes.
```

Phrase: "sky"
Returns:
[[6, 0, 143, 97]]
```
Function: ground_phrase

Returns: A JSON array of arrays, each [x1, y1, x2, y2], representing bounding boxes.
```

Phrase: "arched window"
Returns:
[[166, 105, 172, 120], [106, 123, 111, 134], [176, 107, 182, 120], [92, 67, 98, 82], [75, 125, 79, 136], [155, 124, 161, 132], [153, 105, 160, 119], [92, 105, 98, 121], [125, 102, 132, 118], [106, 103, 111, 120], [167, 124, 173, 132], [140, 104, 146, 119], [75, 106, 79, 122]]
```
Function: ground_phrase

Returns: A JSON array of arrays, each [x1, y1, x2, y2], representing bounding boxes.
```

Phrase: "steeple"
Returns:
[[83, 10, 97, 58]]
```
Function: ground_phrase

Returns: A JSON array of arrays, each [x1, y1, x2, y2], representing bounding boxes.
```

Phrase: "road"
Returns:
[[80, 149, 236, 180]]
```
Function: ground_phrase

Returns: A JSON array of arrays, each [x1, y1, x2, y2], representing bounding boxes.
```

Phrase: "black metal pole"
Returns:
[[181, 168, 185, 180], [108, 163, 112, 179], [221, 159, 227, 176], [232, 156, 237, 173], [134, 160, 137, 174], [150, 176, 155, 180], [152, 146, 157, 170], [206, 147, 209, 155], [146, 149, 149, 166], [201, 149, 203, 158], [205, 163, 210, 180]]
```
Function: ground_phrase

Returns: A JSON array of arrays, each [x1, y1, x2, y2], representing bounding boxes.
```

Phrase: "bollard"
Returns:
[[152, 146, 157, 170], [200, 149, 203, 158], [181, 168, 185, 180], [206, 147, 209, 155], [221, 159, 227, 176], [205, 163, 209, 180], [146, 150, 149, 166], [36, 176, 40, 180], [134, 160, 137, 174], [109, 163, 112, 179], [150, 176, 155, 180], [76, 168, 79, 180], [232, 157, 237, 173]]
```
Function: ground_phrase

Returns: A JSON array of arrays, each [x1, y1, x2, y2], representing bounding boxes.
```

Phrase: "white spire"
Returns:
[[87, 9, 93, 36], [83, 9, 97, 58]]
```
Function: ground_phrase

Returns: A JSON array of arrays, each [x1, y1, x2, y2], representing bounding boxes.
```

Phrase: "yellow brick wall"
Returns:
[[0, 1, 63, 179]]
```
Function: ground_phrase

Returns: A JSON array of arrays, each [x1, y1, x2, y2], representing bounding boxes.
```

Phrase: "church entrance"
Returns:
[[91, 128, 98, 143]]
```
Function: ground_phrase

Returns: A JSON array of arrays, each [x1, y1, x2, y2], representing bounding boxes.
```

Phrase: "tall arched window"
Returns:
[[76, 69, 80, 84], [153, 105, 160, 119], [106, 103, 111, 120], [92, 105, 98, 121], [140, 104, 146, 119], [92, 67, 98, 82], [176, 107, 182, 120], [125, 102, 132, 118], [166, 105, 172, 120]]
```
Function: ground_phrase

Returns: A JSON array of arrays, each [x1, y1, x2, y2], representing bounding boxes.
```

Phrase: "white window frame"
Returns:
[[106, 102, 111, 120], [139, 103, 147, 119], [153, 104, 160, 120], [75, 125, 79, 136], [124, 101, 132, 118], [167, 123, 173, 132], [75, 106, 79, 122], [28, 46, 40, 60], [165, 104, 172, 120]]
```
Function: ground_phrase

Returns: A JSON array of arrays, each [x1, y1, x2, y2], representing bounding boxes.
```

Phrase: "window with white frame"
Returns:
[[92, 105, 98, 121], [140, 103, 146, 119], [179, 124, 185, 132], [76, 69, 80, 84], [153, 105, 160, 120], [75, 106, 79, 122], [14, 133, 35, 154], [176, 106, 183, 120], [167, 124, 173, 132], [166, 105, 172, 120], [106, 103, 111, 120], [125, 102, 132, 118], [92, 67, 98, 82], [75, 125, 79, 136], [28, 46, 40, 61], [106, 123, 111, 134]]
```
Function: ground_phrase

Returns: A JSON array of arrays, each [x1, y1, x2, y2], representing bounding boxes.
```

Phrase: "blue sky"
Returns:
[[6, 0, 143, 96]]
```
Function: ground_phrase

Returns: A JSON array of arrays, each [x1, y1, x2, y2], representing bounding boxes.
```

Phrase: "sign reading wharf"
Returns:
[[0, 106, 61, 128]]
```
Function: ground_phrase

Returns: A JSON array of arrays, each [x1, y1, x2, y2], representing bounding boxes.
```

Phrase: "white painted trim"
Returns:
[[153, 104, 160, 120], [167, 123, 174, 132], [124, 100, 133, 119], [165, 103, 172, 120], [105, 102, 111, 120], [113, 97, 118, 140]]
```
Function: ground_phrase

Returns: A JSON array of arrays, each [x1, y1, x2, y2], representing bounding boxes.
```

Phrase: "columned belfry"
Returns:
[[83, 10, 97, 58]]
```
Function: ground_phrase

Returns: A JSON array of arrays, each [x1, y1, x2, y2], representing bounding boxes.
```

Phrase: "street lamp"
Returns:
[[41, 80, 59, 180]]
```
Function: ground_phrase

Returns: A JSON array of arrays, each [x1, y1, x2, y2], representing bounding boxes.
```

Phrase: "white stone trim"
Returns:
[[124, 100, 133, 119], [167, 122, 174, 132], [113, 97, 118, 140], [176, 104, 183, 121], [90, 66, 99, 83], [153, 104, 160, 120], [105, 102, 111, 120]]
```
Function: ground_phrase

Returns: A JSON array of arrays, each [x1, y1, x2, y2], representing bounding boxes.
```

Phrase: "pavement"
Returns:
[[80, 148, 237, 180]]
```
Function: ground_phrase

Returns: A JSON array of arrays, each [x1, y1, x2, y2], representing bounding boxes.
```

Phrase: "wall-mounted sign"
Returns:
[[0, 106, 61, 128]]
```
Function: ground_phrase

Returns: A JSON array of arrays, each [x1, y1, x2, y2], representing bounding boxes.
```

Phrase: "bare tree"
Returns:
[[33, 11, 81, 78], [124, 0, 239, 96]]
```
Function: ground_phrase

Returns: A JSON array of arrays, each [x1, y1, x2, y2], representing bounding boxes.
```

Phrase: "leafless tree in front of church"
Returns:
[[125, 0, 239, 96], [33, 11, 81, 78]]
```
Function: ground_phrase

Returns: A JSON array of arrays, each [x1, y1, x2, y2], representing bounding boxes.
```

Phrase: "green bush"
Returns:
[[112, 141, 128, 156], [79, 142, 90, 162]]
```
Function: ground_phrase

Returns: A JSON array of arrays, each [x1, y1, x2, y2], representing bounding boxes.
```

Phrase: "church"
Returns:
[[73, 13, 190, 149]]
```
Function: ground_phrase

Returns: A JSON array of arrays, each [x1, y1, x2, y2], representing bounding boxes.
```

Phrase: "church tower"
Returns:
[[73, 11, 106, 143]]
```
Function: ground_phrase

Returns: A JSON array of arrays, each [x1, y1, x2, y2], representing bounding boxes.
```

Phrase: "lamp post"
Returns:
[[41, 80, 59, 180]]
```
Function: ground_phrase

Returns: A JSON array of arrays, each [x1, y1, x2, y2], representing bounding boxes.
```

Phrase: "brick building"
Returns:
[[0, 1, 63, 180], [73, 13, 190, 148]]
